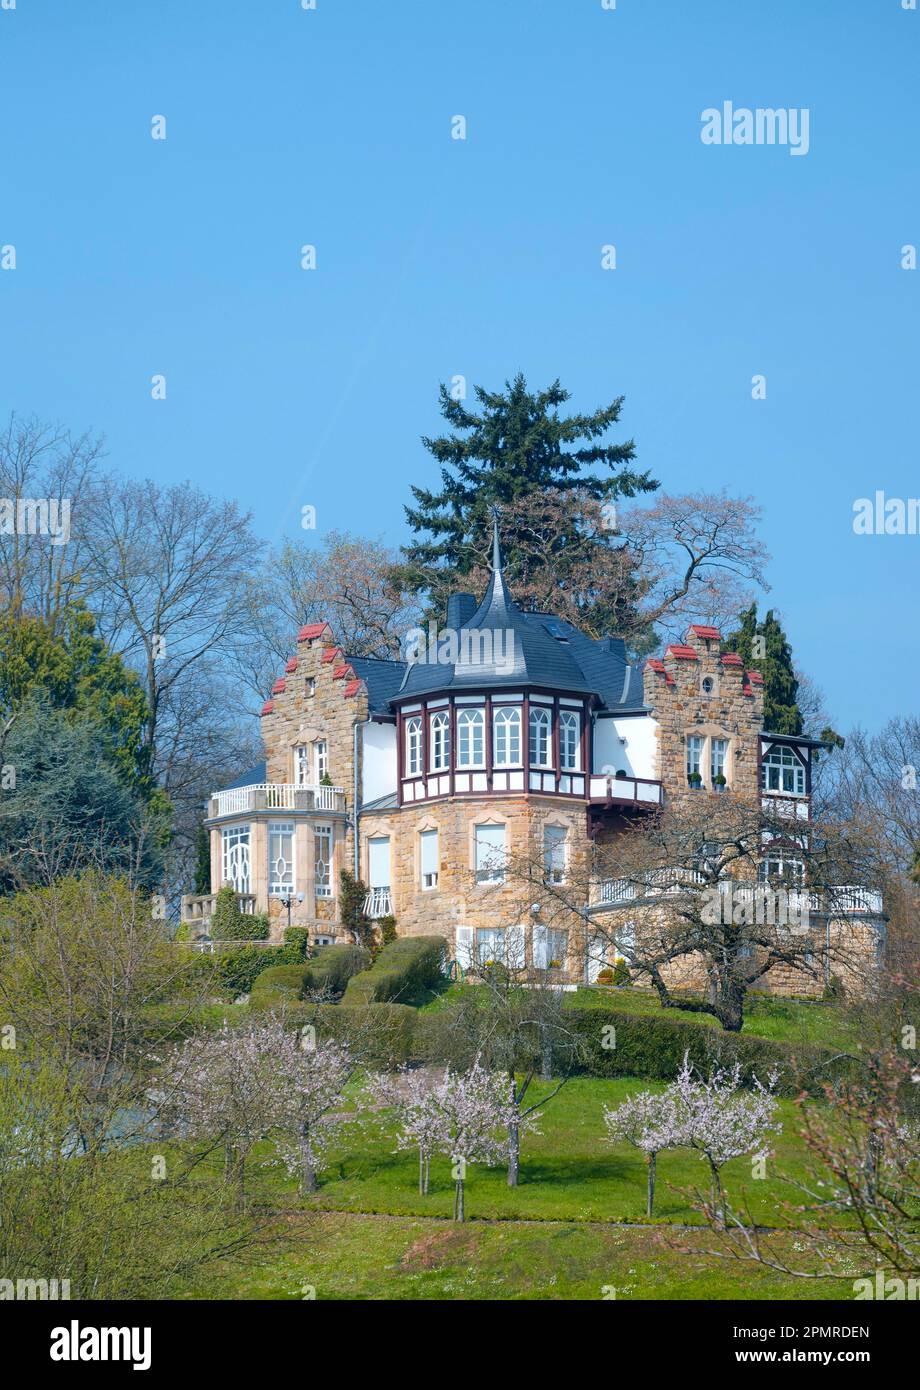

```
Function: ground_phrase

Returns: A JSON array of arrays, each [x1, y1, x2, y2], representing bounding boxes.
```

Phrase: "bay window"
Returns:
[[559, 710, 581, 771], [405, 716, 422, 777], [221, 825, 251, 894], [429, 710, 450, 772], [761, 746, 806, 796], [529, 706, 552, 767], [314, 823, 333, 898], [268, 821, 294, 897], [456, 707, 484, 768], [492, 706, 521, 767]]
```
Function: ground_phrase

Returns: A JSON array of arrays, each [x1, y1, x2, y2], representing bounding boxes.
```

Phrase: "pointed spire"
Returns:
[[490, 506, 502, 573]]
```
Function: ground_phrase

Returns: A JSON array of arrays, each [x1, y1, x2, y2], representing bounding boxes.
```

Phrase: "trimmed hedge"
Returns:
[[249, 943, 368, 1010], [342, 935, 447, 1007], [217, 939, 306, 995], [563, 1006, 855, 1097]]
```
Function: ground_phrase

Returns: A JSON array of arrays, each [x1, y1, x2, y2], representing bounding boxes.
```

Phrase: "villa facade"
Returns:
[[183, 523, 884, 995]]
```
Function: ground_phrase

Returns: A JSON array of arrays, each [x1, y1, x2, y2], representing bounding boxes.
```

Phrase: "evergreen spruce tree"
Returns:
[[723, 605, 803, 735], [194, 820, 211, 895], [395, 374, 656, 612]]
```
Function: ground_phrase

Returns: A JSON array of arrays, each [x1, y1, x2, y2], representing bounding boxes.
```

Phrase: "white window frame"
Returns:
[[405, 716, 422, 777], [559, 710, 581, 771], [314, 823, 333, 898], [710, 737, 728, 785], [686, 735, 704, 781], [429, 710, 450, 772], [474, 822, 507, 885], [456, 707, 485, 769], [314, 739, 328, 783], [543, 825, 568, 885], [294, 744, 310, 787], [419, 828, 439, 890], [529, 706, 552, 768], [492, 706, 521, 768], [268, 821, 295, 897], [367, 835, 391, 890], [221, 825, 251, 894], [761, 745, 806, 797]]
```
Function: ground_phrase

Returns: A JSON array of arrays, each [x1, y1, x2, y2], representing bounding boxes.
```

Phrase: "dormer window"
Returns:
[[492, 706, 521, 767], [529, 706, 552, 768], [762, 745, 806, 797]]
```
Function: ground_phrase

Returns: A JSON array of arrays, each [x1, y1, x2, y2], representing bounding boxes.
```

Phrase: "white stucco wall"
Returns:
[[361, 720, 397, 804], [592, 714, 658, 780]]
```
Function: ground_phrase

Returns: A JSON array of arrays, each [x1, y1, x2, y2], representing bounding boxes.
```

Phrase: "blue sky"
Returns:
[[1, 0, 917, 731]]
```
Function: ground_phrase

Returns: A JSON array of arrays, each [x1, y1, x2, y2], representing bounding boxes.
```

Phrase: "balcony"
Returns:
[[209, 782, 346, 819], [588, 774, 663, 808], [589, 874, 883, 918], [363, 887, 393, 919]]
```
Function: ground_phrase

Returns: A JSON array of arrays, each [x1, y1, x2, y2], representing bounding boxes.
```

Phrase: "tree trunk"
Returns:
[[419, 1148, 430, 1195], [714, 973, 745, 1032], [453, 1179, 465, 1222], [300, 1125, 317, 1195], [709, 1158, 724, 1229], [647, 1151, 657, 1218], [507, 1118, 520, 1187]]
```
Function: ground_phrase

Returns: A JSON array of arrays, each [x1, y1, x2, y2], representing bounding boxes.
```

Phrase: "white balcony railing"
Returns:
[[363, 887, 393, 919], [588, 775, 663, 806], [210, 782, 345, 818], [591, 875, 883, 917]]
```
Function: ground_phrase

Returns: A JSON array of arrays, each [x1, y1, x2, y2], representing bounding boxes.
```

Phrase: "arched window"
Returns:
[[559, 710, 581, 771], [529, 706, 552, 768], [761, 745, 805, 796], [405, 716, 422, 777], [456, 707, 484, 768], [492, 706, 521, 767], [429, 710, 450, 772]]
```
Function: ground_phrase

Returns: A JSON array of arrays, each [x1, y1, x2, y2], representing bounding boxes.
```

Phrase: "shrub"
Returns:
[[378, 915, 398, 946], [217, 933, 309, 996], [210, 888, 270, 942], [613, 959, 631, 987], [342, 936, 447, 1007], [595, 968, 615, 985], [248, 943, 368, 1010], [566, 1004, 855, 1097]]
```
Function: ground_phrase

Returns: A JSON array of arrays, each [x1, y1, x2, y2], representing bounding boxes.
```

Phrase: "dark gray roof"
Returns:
[[393, 519, 645, 713], [221, 760, 266, 789], [348, 657, 406, 715]]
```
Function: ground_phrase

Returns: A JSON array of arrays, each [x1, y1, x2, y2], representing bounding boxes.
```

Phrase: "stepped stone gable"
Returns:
[[259, 622, 368, 922], [642, 624, 764, 798]]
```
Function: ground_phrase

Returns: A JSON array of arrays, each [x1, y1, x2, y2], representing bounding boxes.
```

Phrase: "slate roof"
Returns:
[[348, 656, 407, 715], [394, 519, 647, 713]]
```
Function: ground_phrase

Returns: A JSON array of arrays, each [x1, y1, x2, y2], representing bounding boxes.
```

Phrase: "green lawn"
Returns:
[[192, 1211, 854, 1301]]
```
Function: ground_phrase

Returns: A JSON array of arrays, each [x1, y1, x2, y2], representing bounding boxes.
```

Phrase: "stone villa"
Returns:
[[182, 522, 884, 995]]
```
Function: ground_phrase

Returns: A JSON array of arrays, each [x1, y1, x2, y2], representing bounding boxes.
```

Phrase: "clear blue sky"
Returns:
[[1, 0, 917, 732]]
